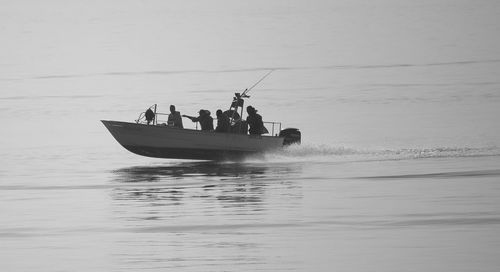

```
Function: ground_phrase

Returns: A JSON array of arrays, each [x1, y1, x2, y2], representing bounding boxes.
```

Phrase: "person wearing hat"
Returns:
[[246, 106, 263, 135], [183, 109, 214, 131]]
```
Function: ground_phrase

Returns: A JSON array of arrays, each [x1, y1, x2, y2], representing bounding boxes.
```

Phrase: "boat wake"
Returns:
[[254, 144, 500, 163]]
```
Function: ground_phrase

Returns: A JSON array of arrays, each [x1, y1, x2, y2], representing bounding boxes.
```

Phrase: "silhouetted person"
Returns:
[[215, 109, 230, 133], [183, 109, 214, 131], [246, 106, 263, 135], [145, 108, 155, 125], [168, 105, 183, 128]]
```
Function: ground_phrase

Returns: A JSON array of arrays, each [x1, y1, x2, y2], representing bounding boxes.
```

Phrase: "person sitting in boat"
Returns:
[[168, 105, 183, 128], [145, 108, 155, 125], [183, 109, 214, 131], [215, 109, 230, 133], [246, 106, 264, 135]]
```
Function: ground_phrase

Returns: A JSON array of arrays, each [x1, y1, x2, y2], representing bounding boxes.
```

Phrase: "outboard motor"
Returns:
[[279, 128, 301, 146]]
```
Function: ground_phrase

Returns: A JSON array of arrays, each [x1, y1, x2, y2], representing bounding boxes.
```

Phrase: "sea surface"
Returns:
[[1, 1, 500, 271]]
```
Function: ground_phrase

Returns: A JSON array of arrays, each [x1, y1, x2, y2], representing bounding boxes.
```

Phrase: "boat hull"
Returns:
[[101, 120, 284, 160]]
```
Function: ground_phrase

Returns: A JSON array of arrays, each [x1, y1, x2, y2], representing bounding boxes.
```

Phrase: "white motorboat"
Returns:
[[102, 85, 301, 160], [101, 119, 297, 160]]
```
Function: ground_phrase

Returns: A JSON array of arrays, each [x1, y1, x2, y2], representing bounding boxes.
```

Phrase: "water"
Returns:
[[2, 1, 500, 271]]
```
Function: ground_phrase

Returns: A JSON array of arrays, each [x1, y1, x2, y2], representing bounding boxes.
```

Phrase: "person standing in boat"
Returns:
[[215, 109, 230, 133], [168, 105, 183, 128], [183, 109, 214, 131], [246, 106, 264, 135]]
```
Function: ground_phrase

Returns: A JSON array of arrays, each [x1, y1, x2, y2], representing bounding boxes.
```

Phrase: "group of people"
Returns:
[[149, 105, 264, 135]]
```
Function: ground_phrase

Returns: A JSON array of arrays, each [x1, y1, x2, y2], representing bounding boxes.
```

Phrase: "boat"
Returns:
[[101, 75, 301, 160]]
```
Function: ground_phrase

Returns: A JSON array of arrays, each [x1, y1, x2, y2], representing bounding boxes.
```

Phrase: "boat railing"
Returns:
[[135, 104, 169, 125], [264, 121, 282, 136], [135, 104, 158, 124], [153, 113, 170, 125], [135, 105, 282, 136]]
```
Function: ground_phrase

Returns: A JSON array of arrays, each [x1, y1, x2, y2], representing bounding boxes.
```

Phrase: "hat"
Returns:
[[199, 109, 211, 115]]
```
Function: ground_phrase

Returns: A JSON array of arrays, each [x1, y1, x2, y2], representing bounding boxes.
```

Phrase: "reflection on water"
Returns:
[[111, 161, 293, 183], [109, 161, 302, 217], [106, 162, 304, 270]]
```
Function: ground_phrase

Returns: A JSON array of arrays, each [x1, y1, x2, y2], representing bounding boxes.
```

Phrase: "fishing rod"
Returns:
[[227, 69, 275, 124], [241, 69, 274, 98]]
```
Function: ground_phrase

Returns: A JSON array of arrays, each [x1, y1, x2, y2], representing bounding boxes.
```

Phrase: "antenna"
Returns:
[[227, 70, 275, 127], [241, 69, 274, 98]]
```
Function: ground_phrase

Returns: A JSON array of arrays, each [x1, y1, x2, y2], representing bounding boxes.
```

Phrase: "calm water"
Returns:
[[2, 1, 500, 271]]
